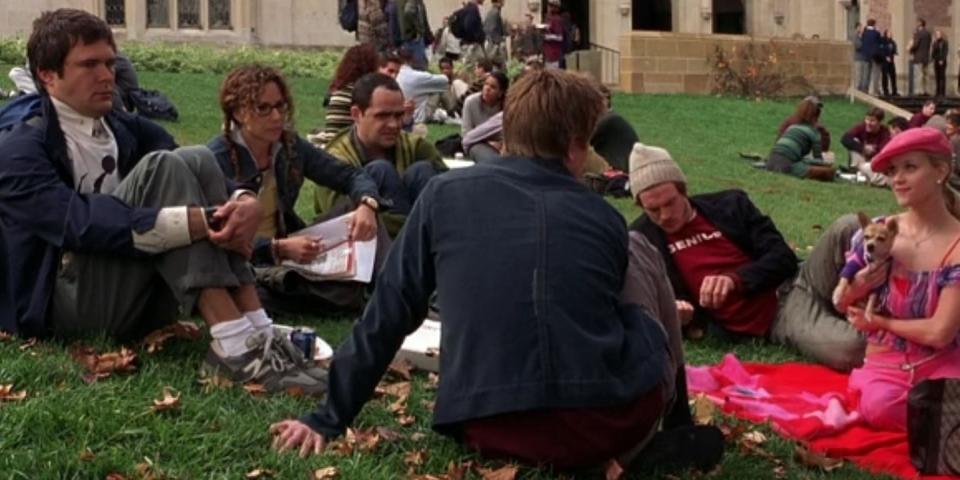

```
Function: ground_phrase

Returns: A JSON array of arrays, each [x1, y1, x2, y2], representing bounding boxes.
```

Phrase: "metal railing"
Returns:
[[589, 42, 621, 86]]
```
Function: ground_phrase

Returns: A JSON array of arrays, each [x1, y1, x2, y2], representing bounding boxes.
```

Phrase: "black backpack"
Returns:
[[339, 0, 359, 33], [448, 7, 467, 39], [127, 88, 179, 122]]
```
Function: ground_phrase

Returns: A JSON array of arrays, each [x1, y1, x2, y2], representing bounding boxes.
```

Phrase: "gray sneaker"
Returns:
[[269, 327, 329, 381], [201, 332, 327, 397]]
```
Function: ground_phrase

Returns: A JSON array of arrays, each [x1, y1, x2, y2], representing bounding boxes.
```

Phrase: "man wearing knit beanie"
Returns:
[[629, 143, 866, 372]]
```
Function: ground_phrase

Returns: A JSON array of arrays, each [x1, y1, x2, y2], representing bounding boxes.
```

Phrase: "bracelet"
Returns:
[[229, 189, 256, 203]]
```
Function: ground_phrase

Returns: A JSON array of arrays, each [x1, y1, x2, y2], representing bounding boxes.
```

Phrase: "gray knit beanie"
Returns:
[[628, 143, 686, 195]]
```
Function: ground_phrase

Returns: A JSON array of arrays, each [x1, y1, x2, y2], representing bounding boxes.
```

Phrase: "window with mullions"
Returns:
[[105, 0, 125, 26], [147, 0, 170, 28], [178, 0, 202, 29], [209, 0, 232, 29]]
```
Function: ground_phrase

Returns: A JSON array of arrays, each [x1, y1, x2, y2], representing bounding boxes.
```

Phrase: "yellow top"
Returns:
[[256, 168, 279, 239]]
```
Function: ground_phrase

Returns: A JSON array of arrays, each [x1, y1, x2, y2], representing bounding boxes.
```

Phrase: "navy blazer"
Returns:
[[0, 95, 177, 337]]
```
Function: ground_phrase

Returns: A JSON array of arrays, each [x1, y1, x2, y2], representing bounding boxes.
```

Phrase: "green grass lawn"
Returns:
[[0, 68, 901, 479]]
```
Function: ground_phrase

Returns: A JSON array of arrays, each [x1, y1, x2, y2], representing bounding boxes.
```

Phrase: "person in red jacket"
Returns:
[[842, 107, 891, 186]]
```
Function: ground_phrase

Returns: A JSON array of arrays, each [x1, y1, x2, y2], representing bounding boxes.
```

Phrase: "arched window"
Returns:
[[714, 0, 745, 34], [633, 0, 672, 31]]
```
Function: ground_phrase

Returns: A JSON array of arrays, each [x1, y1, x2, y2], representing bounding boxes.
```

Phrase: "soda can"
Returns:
[[289, 328, 317, 361]]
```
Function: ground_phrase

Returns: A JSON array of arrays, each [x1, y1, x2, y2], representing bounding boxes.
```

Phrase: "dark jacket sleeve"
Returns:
[[630, 216, 693, 305], [298, 137, 380, 204], [300, 180, 436, 438], [463, 4, 485, 44], [724, 191, 798, 294], [0, 131, 159, 257], [841, 124, 865, 153]]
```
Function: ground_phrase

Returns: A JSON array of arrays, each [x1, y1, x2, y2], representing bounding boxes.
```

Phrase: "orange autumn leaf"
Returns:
[[477, 465, 519, 480], [151, 388, 181, 412], [197, 374, 234, 393], [243, 383, 268, 396], [313, 466, 339, 479], [387, 359, 415, 381], [0, 330, 12, 342], [0, 384, 27, 402], [245, 468, 276, 479], [794, 445, 843, 471], [143, 321, 202, 353], [404, 449, 428, 473]]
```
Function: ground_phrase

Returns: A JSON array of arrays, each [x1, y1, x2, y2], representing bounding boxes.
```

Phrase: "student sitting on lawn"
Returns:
[[314, 44, 381, 145], [316, 73, 447, 237], [460, 71, 508, 136], [907, 99, 936, 129], [269, 68, 725, 473], [842, 107, 891, 187], [888, 116, 909, 137], [838, 128, 960, 431], [777, 96, 832, 154], [208, 65, 387, 316], [765, 99, 835, 181], [630, 146, 867, 371], [0, 9, 326, 395]]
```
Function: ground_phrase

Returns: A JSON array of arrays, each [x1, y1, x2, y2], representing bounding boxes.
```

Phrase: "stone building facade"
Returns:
[[0, 1, 957, 93]]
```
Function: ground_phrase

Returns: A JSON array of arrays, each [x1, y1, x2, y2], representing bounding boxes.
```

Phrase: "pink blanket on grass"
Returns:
[[686, 354, 957, 479]]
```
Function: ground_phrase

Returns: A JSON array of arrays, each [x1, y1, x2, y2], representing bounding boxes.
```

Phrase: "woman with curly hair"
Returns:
[[316, 44, 381, 144], [208, 64, 386, 315]]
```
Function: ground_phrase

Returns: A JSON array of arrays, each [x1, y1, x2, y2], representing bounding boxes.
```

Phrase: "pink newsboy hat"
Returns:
[[870, 127, 953, 173]]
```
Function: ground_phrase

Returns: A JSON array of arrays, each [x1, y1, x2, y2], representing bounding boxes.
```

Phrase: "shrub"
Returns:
[[708, 39, 815, 99]]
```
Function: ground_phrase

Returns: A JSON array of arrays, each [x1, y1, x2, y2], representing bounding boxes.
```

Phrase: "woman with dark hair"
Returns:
[[208, 65, 385, 315], [766, 97, 834, 181], [880, 29, 899, 96], [777, 96, 831, 152], [461, 71, 509, 135], [316, 44, 381, 143]]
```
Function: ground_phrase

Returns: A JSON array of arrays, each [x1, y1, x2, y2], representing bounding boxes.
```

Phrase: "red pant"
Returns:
[[462, 384, 665, 469]]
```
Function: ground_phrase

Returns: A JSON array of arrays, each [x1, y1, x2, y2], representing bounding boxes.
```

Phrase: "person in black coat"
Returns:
[[881, 29, 899, 96], [933, 30, 949, 97]]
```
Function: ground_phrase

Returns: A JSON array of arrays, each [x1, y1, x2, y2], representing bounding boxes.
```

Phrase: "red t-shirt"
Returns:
[[666, 213, 778, 335]]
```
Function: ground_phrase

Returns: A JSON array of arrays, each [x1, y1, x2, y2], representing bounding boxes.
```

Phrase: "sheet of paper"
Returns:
[[282, 212, 378, 283]]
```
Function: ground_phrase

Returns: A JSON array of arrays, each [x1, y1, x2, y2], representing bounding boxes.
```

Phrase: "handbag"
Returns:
[[907, 378, 960, 475]]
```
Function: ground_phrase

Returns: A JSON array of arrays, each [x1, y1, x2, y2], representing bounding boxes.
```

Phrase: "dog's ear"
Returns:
[[857, 211, 872, 228], [885, 216, 899, 235]]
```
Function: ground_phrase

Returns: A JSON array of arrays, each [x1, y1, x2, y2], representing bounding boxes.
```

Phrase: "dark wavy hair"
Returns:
[[218, 64, 296, 180], [27, 9, 116, 93], [329, 44, 381, 92]]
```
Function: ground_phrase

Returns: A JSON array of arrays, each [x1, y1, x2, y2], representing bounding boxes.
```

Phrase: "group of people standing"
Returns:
[[853, 18, 953, 98]]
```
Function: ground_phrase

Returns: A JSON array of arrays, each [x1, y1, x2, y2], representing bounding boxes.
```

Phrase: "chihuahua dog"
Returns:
[[832, 212, 898, 320]]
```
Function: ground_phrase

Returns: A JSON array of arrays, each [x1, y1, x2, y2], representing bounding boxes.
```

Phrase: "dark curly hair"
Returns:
[[329, 44, 381, 92], [218, 64, 296, 180]]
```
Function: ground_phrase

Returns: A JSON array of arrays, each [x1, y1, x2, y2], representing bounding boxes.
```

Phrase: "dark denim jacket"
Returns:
[[207, 133, 379, 266], [0, 95, 177, 337], [301, 155, 668, 438]]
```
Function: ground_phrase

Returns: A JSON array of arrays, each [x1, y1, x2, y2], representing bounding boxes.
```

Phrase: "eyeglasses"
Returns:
[[252, 101, 289, 117]]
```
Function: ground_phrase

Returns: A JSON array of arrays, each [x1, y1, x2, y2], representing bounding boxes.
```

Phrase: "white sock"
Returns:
[[246, 308, 274, 335], [210, 317, 256, 357]]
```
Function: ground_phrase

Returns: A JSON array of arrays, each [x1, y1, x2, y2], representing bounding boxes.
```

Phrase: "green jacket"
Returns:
[[315, 127, 446, 236], [398, 0, 428, 42]]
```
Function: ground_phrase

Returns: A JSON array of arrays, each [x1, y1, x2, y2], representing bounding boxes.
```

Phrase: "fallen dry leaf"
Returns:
[[426, 372, 440, 390], [387, 359, 415, 380], [151, 388, 181, 412], [70, 345, 137, 383], [197, 374, 234, 393], [397, 414, 416, 426], [420, 399, 436, 412], [742, 430, 767, 445], [477, 465, 519, 480], [313, 466, 339, 479], [0, 384, 27, 402], [285, 386, 306, 398], [794, 445, 843, 472], [404, 449, 428, 473], [604, 459, 624, 480], [143, 321, 202, 353], [243, 383, 268, 396], [691, 394, 717, 426], [410, 432, 428, 442], [105, 474, 127, 480], [0, 331, 12, 342], [772, 464, 787, 479], [345, 428, 382, 452], [18, 338, 37, 350], [79, 448, 95, 461], [718, 421, 747, 441], [375, 381, 411, 399], [245, 468, 275, 479], [375, 426, 403, 441]]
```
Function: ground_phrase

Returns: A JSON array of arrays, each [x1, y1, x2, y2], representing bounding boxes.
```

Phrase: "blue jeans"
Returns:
[[403, 39, 428, 70], [363, 160, 440, 215]]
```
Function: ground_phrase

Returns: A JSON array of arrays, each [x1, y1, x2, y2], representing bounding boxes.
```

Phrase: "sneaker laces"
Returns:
[[249, 333, 296, 378]]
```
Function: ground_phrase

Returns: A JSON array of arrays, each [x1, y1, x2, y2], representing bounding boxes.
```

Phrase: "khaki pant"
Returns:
[[772, 214, 866, 372], [51, 147, 254, 340], [849, 151, 888, 187]]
